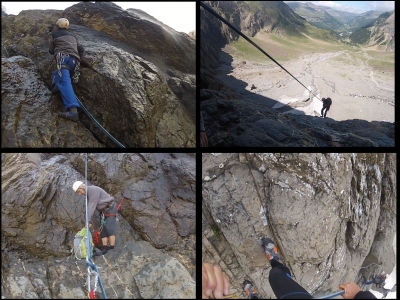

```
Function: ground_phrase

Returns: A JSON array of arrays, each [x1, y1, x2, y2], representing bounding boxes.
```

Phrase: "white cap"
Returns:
[[72, 181, 83, 192], [56, 18, 69, 29]]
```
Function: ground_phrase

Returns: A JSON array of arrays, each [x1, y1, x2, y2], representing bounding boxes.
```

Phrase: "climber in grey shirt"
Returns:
[[72, 181, 117, 254]]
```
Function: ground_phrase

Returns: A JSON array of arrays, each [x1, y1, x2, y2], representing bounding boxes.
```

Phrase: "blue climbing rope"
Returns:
[[85, 153, 107, 299], [77, 97, 125, 148], [313, 290, 345, 299]]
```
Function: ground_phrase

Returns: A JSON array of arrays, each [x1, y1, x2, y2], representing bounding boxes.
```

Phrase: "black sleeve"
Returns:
[[73, 34, 84, 56], [354, 291, 377, 299], [49, 37, 55, 55], [78, 44, 84, 55]]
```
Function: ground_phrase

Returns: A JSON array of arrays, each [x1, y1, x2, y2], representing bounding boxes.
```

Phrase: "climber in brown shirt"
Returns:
[[49, 18, 84, 122]]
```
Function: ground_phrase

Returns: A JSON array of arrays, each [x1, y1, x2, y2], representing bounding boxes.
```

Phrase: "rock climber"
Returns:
[[202, 236, 378, 299], [49, 18, 84, 122], [321, 97, 332, 118], [200, 112, 208, 147], [73, 181, 117, 255]]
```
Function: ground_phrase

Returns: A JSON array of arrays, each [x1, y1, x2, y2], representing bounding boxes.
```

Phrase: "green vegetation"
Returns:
[[368, 59, 394, 73], [230, 36, 271, 61], [349, 27, 371, 44], [211, 225, 221, 240], [315, 186, 322, 195]]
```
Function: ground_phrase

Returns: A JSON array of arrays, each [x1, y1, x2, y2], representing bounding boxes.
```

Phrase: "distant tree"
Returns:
[[2, 5, 6, 13]]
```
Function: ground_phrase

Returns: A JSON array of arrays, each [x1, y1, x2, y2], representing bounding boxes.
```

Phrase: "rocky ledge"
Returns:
[[201, 90, 394, 147]]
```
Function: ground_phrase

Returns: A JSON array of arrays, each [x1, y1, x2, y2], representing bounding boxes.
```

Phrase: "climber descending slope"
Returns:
[[49, 18, 84, 122], [202, 236, 379, 299]]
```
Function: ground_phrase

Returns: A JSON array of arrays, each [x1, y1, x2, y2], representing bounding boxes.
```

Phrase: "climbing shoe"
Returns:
[[261, 237, 281, 261], [101, 246, 110, 255], [58, 111, 79, 122], [242, 279, 259, 299]]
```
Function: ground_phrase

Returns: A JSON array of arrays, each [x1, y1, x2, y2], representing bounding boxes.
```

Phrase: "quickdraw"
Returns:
[[56, 52, 66, 77], [87, 266, 99, 299], [55, 52, 80, 82]]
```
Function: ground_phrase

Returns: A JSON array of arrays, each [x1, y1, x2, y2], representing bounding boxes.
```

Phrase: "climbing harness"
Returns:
[[56, 52, 80, 82], [85, 153, 107, 299], [200, 1, 323, 102], [93, 197, 125, 244], [76, 97, 126, 148], [103, 197, 125, 218]]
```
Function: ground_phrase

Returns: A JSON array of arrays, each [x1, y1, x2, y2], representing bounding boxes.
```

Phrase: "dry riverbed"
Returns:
[[216, 47, 394, 122]]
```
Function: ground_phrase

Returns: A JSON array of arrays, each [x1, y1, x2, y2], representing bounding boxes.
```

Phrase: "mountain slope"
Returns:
[[349, 11, 395, 50], [286, 2, 346, 31], [286, 2, 387, 37], [349, 10, 386, 30]]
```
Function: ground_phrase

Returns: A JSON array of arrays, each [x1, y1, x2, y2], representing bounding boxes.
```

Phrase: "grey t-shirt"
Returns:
[[87, 185, 114, 222]]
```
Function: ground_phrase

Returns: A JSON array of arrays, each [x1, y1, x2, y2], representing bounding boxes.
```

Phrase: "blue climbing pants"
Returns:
[[51, 55, 80, 111], [269, 259, 313, 299]]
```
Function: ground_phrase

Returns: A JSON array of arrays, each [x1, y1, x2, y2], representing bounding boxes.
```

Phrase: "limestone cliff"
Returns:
[[1, 2, 195, 147], [202, 153, 396, 298], [1, 153, 196, 298]]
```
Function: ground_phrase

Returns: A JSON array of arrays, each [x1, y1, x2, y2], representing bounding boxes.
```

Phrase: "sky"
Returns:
[[1, 2, 195, 33], [283, 1, 395, 14]]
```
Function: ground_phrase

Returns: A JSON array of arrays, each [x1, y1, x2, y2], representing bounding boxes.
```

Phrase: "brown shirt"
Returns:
[[49, 28, 84, 60]]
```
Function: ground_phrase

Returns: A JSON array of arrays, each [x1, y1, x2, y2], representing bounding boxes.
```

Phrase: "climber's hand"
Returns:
[[339, 281, 361, 299], [202, 263, 230, 299]]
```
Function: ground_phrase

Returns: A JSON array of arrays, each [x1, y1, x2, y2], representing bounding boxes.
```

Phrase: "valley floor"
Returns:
[[216, 43, 394, 122]]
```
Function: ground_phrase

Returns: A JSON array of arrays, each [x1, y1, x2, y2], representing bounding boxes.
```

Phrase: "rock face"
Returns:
[[1, 153, 196, 298], [368, 11, 395, 51], [201, 97, 395, 147], [202, 153, 396, 298], [1, 2, 195, 147]]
